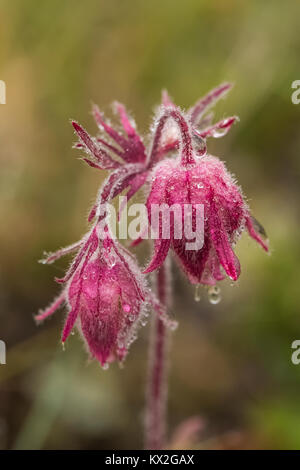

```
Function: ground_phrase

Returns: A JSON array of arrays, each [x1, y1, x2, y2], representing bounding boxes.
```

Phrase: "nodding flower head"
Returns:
[[36, 228, 148, 368], [144, 106, 269, 285], [36, 226, 174, 368], [66, 238, 146, 366]]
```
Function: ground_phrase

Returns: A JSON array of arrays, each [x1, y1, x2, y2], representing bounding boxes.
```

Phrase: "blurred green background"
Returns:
[[0, 0, 300, 450]]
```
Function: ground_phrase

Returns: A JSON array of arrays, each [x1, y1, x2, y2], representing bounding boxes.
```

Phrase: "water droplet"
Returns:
[[193, 134, 207, 156], [107, 251, 117, 268], [194, 285, 201, 302], [211, 127, 228, 138], [123, 303, 131, 313], [169, 320, 178, 331], [208, 286, 221, 304]]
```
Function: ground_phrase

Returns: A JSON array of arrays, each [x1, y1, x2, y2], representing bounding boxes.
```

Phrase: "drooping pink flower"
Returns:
[[37, 225, 174, 367], [144, 107, 268, 285], [65, 237, 146, 366], [37, 227, 144, 366]]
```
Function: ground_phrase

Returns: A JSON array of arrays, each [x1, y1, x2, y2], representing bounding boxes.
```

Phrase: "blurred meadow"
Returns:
[[0, 0, 300, 450]]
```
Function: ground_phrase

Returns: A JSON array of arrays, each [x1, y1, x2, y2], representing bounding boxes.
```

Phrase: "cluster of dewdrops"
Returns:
[[194, 285, 221, 305]]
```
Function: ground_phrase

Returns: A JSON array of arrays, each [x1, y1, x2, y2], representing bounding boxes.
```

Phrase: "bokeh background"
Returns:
[[1, 0, 300, 450]]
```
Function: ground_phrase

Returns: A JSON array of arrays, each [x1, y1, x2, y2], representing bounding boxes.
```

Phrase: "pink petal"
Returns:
[[109, 237, 145, 301], [80, 290, 121, 366], [114, 102, 137, 138], [92, 105, 130, 152], [62, 291, 81, 342], [172, 238, 211, 284], [114, 102, 147, 163], [118, 172, 148, 220], [72, 121, 120, 169], [246, 215, 269, 252], [35, 291, 65, 322], [55, 229, 98, 284], [155, 140, 180, 161], [211, 257, 226, 281], [39, 240, 83, 264], [143, 239, 171, 274], [82, 158, 104, 170], [209, 204, 241, 281], [161, 89, 175, 107], [195, 116, 237, 139], [96, 138, 123, 158], [62, 235, 100, 341], [130, 235, 145, 247], [88, 165, 143, 222], [88, 204, 97, 223], [190, 83, 233, 124]]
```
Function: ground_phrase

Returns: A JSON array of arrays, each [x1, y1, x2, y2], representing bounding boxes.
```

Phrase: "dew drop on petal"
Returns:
[[208, 286, 221, 304], [194, 284, 201, 302], [211, 127, 229, 138], [123, 303, 131, 313]]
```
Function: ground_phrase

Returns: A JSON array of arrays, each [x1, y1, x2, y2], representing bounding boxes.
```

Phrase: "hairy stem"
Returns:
[[145, 259, 171, 449], [149, 108, 195, 167]]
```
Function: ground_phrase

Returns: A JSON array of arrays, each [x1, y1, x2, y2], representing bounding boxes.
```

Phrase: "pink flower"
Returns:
[[66, 238, 146, 366], [37, 226, 173, 367], [36, 227, 146, 367], [144, 107, 268, 285]]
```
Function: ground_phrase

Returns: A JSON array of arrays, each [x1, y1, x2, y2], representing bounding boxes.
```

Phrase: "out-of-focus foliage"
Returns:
[[0, 0, 300, 449]]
